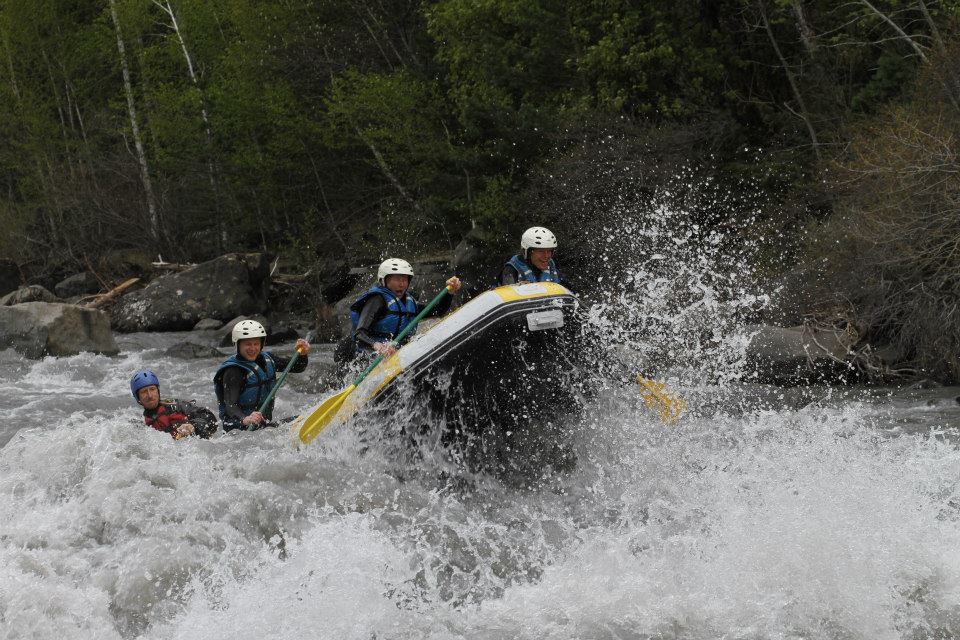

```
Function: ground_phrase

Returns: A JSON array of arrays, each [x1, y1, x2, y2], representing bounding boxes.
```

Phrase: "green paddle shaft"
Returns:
[[246, 348, 303, 430], [352, 286, 451, 387], [296, 285, 452, 445]]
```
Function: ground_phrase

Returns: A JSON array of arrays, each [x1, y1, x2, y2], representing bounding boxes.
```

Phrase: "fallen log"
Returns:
[[151, 261, 194, 272], [86, 277, 140, 309], [273, 271, 311, 284]]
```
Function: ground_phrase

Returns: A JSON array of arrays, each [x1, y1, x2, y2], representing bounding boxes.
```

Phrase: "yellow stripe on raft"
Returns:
[[355, 286, 567, 401], [370, 353, 403, 396], [291, 283, 575, 448], [493, 282, 569, 302]]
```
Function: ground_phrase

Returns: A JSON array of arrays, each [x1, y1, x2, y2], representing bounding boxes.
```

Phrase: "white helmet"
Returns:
[[377, 258, 414, 285], [232, 319, 267, 343], [521, 226, 558, 257]]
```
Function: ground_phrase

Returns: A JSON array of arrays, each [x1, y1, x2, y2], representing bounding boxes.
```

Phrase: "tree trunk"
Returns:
[[306, 150, 350, 254], [759, 0, 821, 162], [108, 0, 161, 245], [153, 0, 225, 244], [87, 277, 140, 309], [356, 126, 423, 212], [792, 0, 817, 55], [858, 0, 927, 62], [917, 0, 960, 111], [1, 29, 20, 101]]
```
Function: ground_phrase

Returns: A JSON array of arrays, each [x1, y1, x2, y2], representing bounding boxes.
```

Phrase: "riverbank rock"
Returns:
[[0, 302, 118, 358], [164, 341, 225, 359], [318, 262, 362, 304], [111, 253, 271, 332], [265, 324, 299, 346], [0, 285, 60, 306], [54, 272, 100, 298], [193, 318, 223, 331], [745, 324, 856, 384]]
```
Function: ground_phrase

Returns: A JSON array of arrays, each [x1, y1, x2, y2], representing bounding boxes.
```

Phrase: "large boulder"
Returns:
[[744, 324, 856, 384], [164, 341, 224, 359], [111, 253, 271, 332], [0, 259, 20, 296], [193, 318, 223, 331], [0, 285, 59, 306], [317, 262, 362, 304], [0, 302, 118, 358], [54, 272, 101, 298]]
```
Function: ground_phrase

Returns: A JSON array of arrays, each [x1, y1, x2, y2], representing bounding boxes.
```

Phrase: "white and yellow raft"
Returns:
[[291, 282, 588, 463]]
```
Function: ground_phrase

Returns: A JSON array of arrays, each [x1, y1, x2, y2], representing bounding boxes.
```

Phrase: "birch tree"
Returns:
[[108, 0, 161, 245], [150, 0, 224, 247]]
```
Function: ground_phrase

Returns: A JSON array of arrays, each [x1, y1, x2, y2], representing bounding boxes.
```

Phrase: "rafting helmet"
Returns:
[[521, 226, 558, 258], [232, 319, 267, 344], [377, 258, 414, 285], [130, 369, 160, 402]]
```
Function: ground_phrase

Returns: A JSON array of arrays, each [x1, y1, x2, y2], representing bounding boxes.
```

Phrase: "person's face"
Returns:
[[238, 337, 263, 361], [528, 247, 555, 271], [137, 384, 160, 410], [384, 274, 411, 297]]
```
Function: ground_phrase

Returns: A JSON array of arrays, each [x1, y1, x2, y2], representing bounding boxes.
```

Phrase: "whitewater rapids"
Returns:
[[2, 328, 960, 639]]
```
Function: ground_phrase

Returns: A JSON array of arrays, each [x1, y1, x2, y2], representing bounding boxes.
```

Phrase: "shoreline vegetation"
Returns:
[[2, 1, 960, 382]]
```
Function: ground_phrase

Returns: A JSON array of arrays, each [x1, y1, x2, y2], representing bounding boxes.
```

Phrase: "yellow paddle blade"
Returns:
[[636, 376, 686, 425], [296, 384, 356, 445]]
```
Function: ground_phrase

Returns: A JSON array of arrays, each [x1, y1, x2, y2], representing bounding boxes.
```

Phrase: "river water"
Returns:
[[3, 326, 960, 640]]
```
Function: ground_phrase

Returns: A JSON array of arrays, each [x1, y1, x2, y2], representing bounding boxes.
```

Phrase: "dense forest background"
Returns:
[[2, 1, 960, 376]]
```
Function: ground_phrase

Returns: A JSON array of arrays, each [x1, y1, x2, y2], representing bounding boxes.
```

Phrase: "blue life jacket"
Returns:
[[349, 286, 418, 350], [506, 254, 561, 283], [213, 352, 278, 421]]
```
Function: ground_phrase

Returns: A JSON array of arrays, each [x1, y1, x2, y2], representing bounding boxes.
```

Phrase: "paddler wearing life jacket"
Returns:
[[212, 320, 311, 432], [343, 258, 462, 361], [130, 369, 218, 439], [499, 226, 562, 285]]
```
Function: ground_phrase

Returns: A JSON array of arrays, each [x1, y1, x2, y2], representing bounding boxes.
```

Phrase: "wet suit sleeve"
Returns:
[[354, 295, 387, 349], [220, 366, 250, 432]]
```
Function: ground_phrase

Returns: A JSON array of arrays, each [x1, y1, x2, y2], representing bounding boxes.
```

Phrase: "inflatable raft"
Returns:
[[293, 282, 597, 474]]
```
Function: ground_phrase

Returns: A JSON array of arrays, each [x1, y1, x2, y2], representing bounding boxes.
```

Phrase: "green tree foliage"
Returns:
[[0, 0, 956, 305], [804, 49, 960, 379]]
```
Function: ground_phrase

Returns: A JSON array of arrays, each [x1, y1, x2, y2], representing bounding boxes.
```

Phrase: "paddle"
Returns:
[[636, 375, 685, 425], [247, 345, 305, 431], [297, 285, 452, 444]]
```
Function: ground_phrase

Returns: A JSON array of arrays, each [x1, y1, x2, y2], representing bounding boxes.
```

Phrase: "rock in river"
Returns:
[[0, 302, 118, 358], [111, 253, 271, 332]]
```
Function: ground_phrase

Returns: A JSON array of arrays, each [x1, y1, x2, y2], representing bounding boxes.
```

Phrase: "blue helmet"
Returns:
[[130, 369, 160, 402]]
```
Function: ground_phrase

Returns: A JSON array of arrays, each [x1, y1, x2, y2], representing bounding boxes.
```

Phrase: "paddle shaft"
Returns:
[[246, 348, 302, 430], [353, 286, 451, 386], [296, 285, 452, 445]]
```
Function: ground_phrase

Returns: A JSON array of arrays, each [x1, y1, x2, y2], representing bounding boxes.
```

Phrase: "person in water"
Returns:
[[339, 258, 462, 362], [213, 320, 310, 432], [130, 369, 218, 439], [499, 226, 562, 285]]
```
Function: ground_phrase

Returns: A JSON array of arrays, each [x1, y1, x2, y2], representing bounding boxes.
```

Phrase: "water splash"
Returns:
[[3, 179, 960, 637], [4, 349, 960, 639]]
